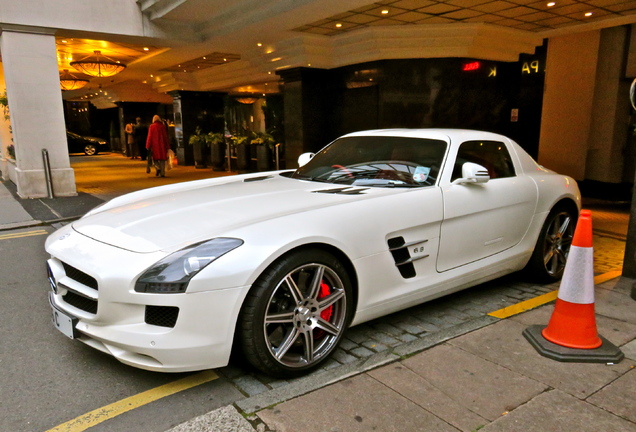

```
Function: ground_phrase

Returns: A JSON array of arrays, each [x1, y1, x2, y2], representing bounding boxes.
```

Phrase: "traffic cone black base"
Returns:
[[523, 325, 624, 363]]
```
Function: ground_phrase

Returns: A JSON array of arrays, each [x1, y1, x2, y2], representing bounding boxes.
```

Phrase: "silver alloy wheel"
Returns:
[[542, 210, 574, 277], [263, 263, 347, 368]]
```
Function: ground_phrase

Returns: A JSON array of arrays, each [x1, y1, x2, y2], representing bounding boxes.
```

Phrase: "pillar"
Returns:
[[537, 31, 600, 180], [0, 30, 75, 197], [585, 27, 631, 188], [169, 91, 226, 166], [278, 68, 336, 168]]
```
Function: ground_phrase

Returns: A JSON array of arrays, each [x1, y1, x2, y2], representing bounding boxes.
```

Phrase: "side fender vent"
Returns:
[[387, 236, 430, 279], [387, 237, 416, 279]]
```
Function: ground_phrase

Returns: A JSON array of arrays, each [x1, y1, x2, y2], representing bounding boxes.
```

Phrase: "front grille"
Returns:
[[62, 262, 98, 290], [145, 306, 179, 328], [62, 289, 98, 314]]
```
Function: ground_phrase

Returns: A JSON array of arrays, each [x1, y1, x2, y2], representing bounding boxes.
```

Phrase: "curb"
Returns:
[[167, 315, 501, 432], [0, 215, 81, 232]]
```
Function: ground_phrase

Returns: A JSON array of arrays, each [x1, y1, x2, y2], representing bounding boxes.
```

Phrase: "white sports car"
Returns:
[[46, 129, 581, 377]]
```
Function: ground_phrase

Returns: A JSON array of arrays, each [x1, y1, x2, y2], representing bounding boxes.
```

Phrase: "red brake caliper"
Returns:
[[319, 281, 333, 321], [314, 281, 333, 339]]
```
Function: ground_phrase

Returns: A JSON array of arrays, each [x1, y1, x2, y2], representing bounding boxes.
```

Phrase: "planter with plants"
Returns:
[[231, 134, 250, 172], [251, 132, 276, 171], [207, 132, 226, 171], [0, 90, 14, 161], [188, 127, 208, 168]]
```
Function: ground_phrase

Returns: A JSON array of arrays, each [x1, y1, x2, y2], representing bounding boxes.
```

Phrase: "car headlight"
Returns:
[[134, 238, 243, 294]]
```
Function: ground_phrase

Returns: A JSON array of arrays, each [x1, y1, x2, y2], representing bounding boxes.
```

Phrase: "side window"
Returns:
[[451, 140, 515, 181]]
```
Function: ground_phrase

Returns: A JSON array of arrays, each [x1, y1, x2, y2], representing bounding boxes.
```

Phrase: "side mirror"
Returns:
[[297, 152, 315, 167], [451, 162, 490, 185]]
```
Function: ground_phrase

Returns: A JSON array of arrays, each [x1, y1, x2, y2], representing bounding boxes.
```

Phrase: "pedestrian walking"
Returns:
[[134, 117, 148, 161], [125, 122, 136, 158], [146, 115, 170, 177]]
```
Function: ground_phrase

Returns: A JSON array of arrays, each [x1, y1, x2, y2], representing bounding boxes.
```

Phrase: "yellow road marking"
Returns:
[[488, 270, 623, 319], [594, 270, 623, 285], [0, 229, 48, 240], [488, 290, 558, 319], [46, 370, 218, 432]]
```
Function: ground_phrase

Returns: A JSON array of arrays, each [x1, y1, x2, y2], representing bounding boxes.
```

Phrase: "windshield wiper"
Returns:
[[294, 174, 334, 183], [351, 179, 419, 188]]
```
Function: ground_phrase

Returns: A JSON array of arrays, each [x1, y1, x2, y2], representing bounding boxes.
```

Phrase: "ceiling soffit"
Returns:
[[59, 0, 636, 101], [154, 22, 542, 93], [294, 0, 636, 35]]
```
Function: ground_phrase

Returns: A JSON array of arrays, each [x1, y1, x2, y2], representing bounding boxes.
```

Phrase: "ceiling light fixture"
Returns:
[[59, 69, 89, 91], [70, 50, 126, 77], [236, 97, 258, 104]]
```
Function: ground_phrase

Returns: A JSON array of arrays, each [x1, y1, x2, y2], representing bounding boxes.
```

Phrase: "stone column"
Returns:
[[0, 30, 76, 197], [278, 68, 335, 169], [169, 91, 226, 166], [537, 31, 600, 180]]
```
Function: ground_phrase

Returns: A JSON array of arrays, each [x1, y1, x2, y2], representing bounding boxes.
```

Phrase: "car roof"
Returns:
[[341, 128, 511, 143]]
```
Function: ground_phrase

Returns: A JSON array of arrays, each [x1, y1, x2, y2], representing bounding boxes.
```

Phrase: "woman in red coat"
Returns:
[[146, 115, 170, 177]]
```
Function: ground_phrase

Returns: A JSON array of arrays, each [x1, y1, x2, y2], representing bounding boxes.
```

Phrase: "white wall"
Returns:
[[0, 0, 146, 37]]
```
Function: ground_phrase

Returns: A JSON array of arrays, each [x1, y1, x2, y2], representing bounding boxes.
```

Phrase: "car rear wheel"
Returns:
[[238, 249, 352, 378], [526, 204, 577, 282], [84, 144, 98, 156]]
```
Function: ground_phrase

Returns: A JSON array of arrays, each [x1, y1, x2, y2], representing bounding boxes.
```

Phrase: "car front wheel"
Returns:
[[84, 144, 98, 156], [526, 204, 578, 282], [238, 249, 353, 378]]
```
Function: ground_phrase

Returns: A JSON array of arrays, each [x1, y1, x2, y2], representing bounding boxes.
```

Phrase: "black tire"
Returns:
[[526, 204, 578, 283], [238, 249, 353, 378]]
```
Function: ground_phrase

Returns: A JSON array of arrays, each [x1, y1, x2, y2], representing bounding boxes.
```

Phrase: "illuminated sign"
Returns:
[[462, 61, 481, 71], [522, 60, 541, 74]]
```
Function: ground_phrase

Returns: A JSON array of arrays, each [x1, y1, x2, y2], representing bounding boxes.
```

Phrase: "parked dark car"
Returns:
[[66, 131, 109, 155]]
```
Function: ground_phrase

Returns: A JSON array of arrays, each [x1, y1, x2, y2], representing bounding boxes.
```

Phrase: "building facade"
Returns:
[[0, 0, 635, 198]]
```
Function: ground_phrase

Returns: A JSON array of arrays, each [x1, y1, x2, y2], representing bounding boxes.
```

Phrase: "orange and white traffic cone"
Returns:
[[541, 209, 601, 349], [523, 209, 623, 363]]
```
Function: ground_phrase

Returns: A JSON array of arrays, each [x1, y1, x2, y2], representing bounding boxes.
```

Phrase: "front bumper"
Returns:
[[46, 230, 251, 372], [47, 286, 248, 372]]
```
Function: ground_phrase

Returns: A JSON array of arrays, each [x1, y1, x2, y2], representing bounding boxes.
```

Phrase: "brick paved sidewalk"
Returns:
[[218, 232, 625, 402]]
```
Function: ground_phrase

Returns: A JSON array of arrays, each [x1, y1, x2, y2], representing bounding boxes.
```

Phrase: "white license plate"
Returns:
[[51, 305, 77, 339]]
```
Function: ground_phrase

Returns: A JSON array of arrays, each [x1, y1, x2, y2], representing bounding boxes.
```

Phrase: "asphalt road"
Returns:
[[0, 227, 243, 432]]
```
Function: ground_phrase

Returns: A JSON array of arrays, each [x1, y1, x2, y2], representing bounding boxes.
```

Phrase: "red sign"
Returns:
[[462, 61, 481, 71]]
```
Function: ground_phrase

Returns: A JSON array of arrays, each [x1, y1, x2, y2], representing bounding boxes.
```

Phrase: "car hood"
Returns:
[[72, 174, 388, 253]]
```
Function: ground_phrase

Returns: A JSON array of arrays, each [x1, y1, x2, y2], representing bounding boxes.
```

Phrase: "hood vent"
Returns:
[[243, 175, 274, 182], [314, 187, 369, 195]]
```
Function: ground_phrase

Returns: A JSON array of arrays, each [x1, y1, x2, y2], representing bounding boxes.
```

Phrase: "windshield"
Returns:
[[292, 136, 447, 187]]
